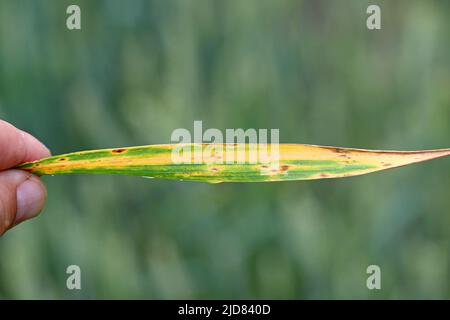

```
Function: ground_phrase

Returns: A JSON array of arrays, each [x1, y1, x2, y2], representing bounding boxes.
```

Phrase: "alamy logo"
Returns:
[[66, 265, 81, 290], [170, 121, 280, 171], [366, 265, 381, 290], [66, 5, 81, 30], [366, 5, 381, 30]]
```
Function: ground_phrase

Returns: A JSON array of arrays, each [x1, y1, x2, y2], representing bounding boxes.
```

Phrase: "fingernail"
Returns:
[[15, 175, 47, 224]]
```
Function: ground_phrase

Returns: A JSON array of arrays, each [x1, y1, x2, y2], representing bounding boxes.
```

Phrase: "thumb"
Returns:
[[0, 170, 47, 235]]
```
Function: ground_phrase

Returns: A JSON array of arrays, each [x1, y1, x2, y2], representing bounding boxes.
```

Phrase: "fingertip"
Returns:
[[0, 170, 47, 235], [14, 174, 47, 226], [0, 120, 51, 170], [20, 130, 51, 161]]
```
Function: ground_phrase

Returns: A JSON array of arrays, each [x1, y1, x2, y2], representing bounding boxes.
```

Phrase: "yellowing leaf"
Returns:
[[16, 144, 450, 183]]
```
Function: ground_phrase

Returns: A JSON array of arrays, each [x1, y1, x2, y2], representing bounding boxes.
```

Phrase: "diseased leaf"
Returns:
[[16, 144, 450, 183]]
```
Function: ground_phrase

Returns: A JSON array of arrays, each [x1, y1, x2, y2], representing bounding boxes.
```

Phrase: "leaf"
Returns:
[[16, 144, 450, 183]]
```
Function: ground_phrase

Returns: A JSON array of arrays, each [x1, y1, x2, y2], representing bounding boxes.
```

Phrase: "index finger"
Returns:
[[0, 120, 51, 171]]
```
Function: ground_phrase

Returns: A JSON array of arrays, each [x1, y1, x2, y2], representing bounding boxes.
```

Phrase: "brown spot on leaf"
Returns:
[[58, 158, 67, 161], [328, 147, 346, 154], [281, 165, 289, 171], [112, 148, 126, 154]]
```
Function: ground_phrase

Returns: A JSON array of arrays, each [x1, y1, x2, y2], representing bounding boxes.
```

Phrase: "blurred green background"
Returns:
[[1, 0, 450, 299]]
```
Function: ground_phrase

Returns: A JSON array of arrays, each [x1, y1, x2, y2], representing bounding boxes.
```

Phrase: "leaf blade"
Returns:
[[16, 144, 450, 183]]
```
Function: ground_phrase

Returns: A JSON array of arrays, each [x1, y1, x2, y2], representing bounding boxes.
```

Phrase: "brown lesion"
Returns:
[[281, 165, 289, 171], [112, 148, 126, 154], [58, 158, 67, 161], [325, 147, 347, 154]]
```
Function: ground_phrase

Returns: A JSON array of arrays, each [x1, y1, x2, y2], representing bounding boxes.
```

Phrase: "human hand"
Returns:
[[0, 120, 50, 235]]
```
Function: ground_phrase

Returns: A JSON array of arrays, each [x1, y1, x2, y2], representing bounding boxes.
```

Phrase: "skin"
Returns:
[[0, 120, 50, 236]]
